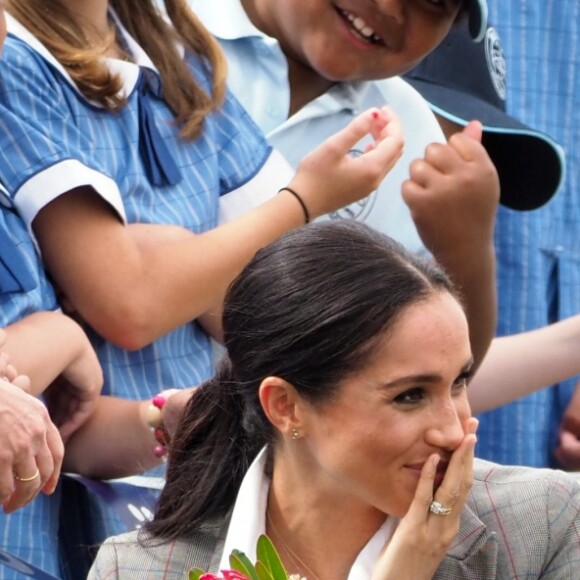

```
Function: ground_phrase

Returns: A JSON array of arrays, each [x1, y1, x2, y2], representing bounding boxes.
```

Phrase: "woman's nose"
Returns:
[[425, 400, 467, 451]]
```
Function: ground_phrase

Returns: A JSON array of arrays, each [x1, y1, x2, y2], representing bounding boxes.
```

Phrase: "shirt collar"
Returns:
[[219, 447, 270, 568], [5, 10, 168, 106], [219, 446, 398, 578]]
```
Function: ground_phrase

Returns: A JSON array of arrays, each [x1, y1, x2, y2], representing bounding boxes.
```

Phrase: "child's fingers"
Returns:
[[401, 178, 428, 208], [375, 109, 403, 148], [371, 106, 398, 141], [422, 142, 463, 174], [324, 107, 402, 159], [0, 352, 11, 377], [365, 118, 404, 171], [3, 363, 19, 383], [461, 120, 483, 142], [322, 108, 387, 157], [11, 374, 31, 393], [407, 157, 442, 188], [448, 123, 486, 162]]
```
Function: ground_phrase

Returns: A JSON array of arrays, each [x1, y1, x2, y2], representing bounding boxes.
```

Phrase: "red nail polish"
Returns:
[[371, 111, 379, 120]]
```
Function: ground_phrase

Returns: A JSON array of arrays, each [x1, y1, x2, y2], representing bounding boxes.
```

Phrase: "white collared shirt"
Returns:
[[219, 448, 398, 579]]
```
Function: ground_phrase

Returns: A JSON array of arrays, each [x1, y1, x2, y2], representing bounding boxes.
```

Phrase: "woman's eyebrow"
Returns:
[[380, 374, 443, 389], [380, 358, 474, 389]]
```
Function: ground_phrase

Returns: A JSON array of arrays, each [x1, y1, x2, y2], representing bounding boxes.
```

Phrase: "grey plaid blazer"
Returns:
[[88, 460, 580, 579]]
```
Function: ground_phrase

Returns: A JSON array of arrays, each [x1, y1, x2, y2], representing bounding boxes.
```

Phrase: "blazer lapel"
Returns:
[[434, 504, 498, 579]]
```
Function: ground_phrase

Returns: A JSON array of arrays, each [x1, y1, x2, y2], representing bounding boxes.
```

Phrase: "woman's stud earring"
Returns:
[[291, 428, 300, 440]]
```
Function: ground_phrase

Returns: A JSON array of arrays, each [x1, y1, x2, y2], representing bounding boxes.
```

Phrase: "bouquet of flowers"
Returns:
[[189, 534, 305, 580]]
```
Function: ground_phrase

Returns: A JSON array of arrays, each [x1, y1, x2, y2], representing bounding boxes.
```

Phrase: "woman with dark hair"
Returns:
[[90, 222, 580, 579]]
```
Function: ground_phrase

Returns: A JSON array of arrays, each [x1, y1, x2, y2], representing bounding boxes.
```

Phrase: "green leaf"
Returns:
[[255, 561, 276, 580], [188, 569, 206, 580], [230, 550, 260, 580], [256, 535, 288, 580]]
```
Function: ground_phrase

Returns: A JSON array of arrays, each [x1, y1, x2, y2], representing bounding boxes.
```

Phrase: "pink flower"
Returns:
[[198, 572, 251, 580]]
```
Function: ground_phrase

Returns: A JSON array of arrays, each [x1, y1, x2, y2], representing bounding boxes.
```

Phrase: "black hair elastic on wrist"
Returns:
[[278, 187, 310, 224]]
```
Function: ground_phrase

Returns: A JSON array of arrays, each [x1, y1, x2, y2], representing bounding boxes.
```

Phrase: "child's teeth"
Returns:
[[348, 13, 377, 39]]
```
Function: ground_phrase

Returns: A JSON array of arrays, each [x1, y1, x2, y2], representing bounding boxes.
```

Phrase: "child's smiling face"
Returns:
[[246, 0, 465, 82]]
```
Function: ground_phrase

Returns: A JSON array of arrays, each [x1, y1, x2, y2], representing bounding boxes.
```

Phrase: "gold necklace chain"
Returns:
[[266, 510, 321, 580]]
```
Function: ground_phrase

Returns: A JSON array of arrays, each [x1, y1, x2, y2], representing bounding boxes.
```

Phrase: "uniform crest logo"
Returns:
[[485, 27, 506, 101]]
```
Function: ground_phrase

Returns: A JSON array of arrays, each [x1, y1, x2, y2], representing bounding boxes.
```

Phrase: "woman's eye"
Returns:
[[394, 388, 425, 404], [452, 376, 468, 393]]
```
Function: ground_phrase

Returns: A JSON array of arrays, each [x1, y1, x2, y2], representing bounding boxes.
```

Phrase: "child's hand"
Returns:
[[43, 339, 104, 442], [288, 107, 404, 219], [371, 418, 478, 580], [402, 121, 500, 262], [0, 329, 31, 392]]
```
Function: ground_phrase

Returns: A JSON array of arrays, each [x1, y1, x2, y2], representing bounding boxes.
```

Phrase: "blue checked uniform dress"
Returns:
[[0, 11, 285, 579], [476, 2, 580, 466]]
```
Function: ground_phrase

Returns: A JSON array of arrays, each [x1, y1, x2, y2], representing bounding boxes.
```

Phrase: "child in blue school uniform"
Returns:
[[0, 0, 404, 577]]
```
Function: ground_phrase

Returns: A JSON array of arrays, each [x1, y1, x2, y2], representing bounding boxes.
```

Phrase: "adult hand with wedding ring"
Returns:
[[13, 468, 41, 483], [0, 378, 64, 513], [371, 417, 478, 580]]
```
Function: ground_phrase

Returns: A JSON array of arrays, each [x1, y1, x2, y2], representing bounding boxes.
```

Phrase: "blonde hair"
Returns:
[[6, 0, 226, 139]]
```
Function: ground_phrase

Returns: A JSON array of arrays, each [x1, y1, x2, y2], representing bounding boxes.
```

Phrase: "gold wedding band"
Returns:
[[14, 468, 40, 482]]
